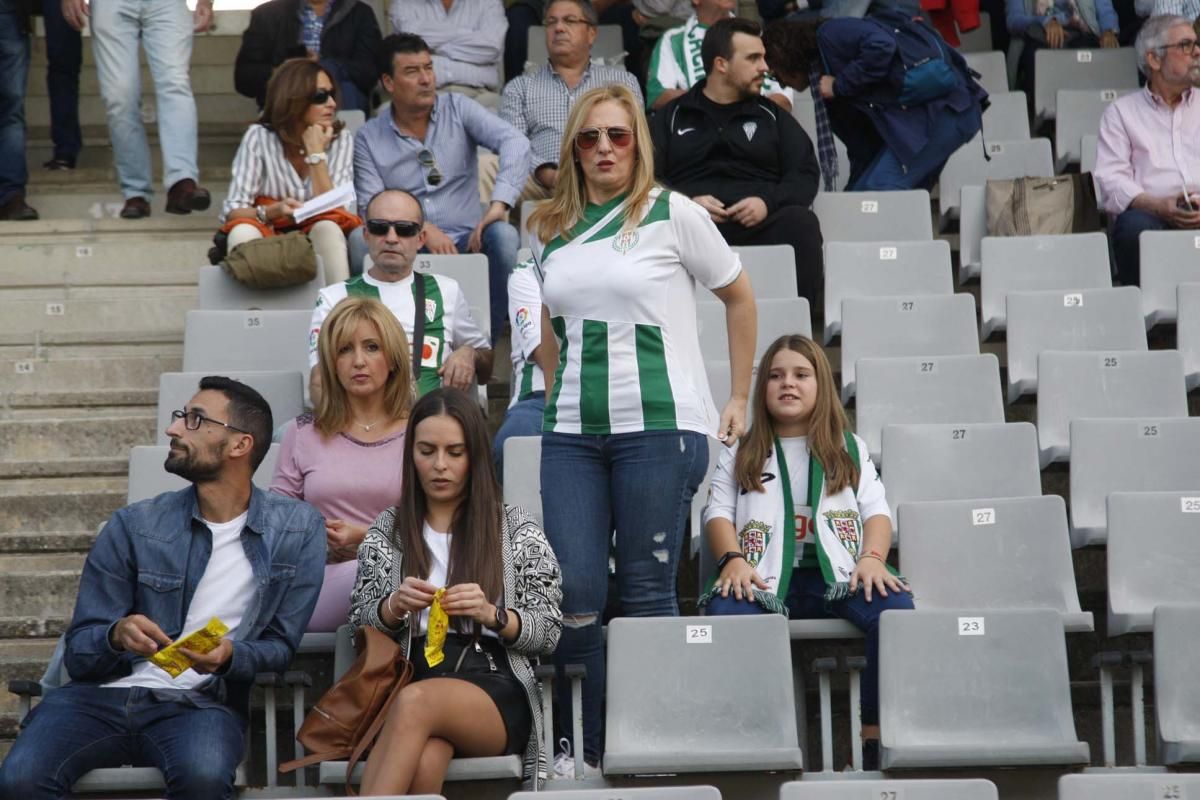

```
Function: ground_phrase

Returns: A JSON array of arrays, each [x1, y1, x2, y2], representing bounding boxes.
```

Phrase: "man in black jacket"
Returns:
[[235, 0, 382, 112], [651, 16, 823, 304]]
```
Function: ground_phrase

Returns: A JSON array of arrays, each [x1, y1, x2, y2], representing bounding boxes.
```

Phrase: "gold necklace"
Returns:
[[354, 417, 384, 432]]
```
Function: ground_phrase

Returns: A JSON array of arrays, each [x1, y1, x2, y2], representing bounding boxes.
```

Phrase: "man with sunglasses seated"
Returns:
[[0, 377, 326, 800], [650, 17, 823, 306], [354, 33, 530, 344], [310, 189, 493, 404]]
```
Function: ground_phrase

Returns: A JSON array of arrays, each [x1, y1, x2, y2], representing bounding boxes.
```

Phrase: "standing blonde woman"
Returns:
[[271, 296, 412, 631], [526, 82, 758, 774]]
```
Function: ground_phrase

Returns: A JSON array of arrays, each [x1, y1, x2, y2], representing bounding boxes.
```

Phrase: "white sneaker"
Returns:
[[553, 738, 601, 779]]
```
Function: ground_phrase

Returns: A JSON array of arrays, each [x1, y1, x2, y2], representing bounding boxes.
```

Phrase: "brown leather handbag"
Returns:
[[278, 625, 413, 793]]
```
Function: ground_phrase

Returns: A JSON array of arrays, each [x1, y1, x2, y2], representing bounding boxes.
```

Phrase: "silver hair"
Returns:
[[1135, 14, 1194, 75], [545, 0, 600, 27]]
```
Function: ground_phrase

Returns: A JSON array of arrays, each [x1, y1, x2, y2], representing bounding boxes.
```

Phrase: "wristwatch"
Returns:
[[305, 151, 327, 165], [716, 551, 746, 572], [486, 605, 509, 632]]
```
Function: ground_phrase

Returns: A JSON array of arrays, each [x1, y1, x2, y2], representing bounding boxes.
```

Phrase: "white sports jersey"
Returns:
[[507, 261, 546, 408], [532, 188, 741, 436], [309, 271, 489, 395]]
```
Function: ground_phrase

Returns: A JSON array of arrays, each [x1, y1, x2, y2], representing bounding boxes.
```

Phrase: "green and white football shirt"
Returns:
[[507, 260, 546, 408], [532, 188, 741, 436], [309, 271, 489, 396]]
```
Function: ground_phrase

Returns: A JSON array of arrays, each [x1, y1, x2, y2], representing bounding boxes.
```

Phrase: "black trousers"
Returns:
[[716, 204, 824, 308]]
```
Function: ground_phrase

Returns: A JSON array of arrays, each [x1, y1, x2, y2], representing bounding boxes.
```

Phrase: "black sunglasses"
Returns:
[[366, 219, 423, 237], [309, 89, 334, 105], [417, 148, 443, 187]]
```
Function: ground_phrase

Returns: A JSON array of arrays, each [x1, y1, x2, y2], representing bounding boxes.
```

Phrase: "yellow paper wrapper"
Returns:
[[425, 588, 449, 667], [149, 617, 229, 678]]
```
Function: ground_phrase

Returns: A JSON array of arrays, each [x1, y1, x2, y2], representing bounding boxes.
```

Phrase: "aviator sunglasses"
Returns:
[[574, 126, 635, 150]]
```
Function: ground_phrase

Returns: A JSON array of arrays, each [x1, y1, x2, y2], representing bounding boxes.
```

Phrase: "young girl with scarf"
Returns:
[[700, 333, 913, 769]]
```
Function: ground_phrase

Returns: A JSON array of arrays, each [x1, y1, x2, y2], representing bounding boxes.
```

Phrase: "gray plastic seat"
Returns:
[[1033, 47, 1138, 122], [937, 137, 1053, 224], [1068, 417, 1200, 547], [780, 779, 998, 798], [604, 615, 804, 775], [127, 444, 279, 504], [732, 244, 798, 299], [856, 354, 1004, 463], [502, 435, 542, 525], [1054, 89, 1131, 168], [1059, 773, 1200, 799], [981, 91, 1030, 140], [1005, 286, 1147, 403], [1080, 133, 1098, 174], [519, 200, 545, 248], [823, 240, 953, 342], [1154, 604, 1200, 765], [879, 608, 1090, 769], [840, 293, 979, 402], [1183, 283, 1200, 391], [156, 370, 306, 445], [979, 232, 1111, 338], [898, 496, 1092, 631], [526, 23, 624, 70], [880, 422, 1042, 532], [697, 297, 811, 361], [411, 253, 491, 337], [197, 263, 327, 311], [1036, 349, 1187, 465], [1140, 232, 1200, 327], [335, 109, 366, 134], [963, 51, 1008, 95], [513, 788, 719, 799], [182, 309, 313, 376], [1107, 492, 1200, 635], [812, 190, 932, 243], [958, 184, 987, 283]]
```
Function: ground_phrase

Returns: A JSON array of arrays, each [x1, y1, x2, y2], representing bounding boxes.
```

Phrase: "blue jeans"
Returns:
[[849, 105, 981, 192], [492, 392, 545, 478], [90, 0, 199, 198], [707, 567, 915, 726], [1111, 207, 1170, 287], [0, 2, 30, 205], [42, 0, 82, 160], [540, 428, 709, 764], [0, 684, 245, 800]]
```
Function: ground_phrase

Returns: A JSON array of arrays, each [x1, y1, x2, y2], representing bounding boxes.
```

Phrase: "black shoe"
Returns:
[[0, 194, 39, 221], [42, 156, 76, 171], [165, 178, 211, 214], [861, 738, 880, 771], [119, 197, 151, 219]]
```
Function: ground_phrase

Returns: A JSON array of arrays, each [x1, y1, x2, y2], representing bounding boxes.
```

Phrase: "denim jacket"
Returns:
[[62, 485, 326, 716]]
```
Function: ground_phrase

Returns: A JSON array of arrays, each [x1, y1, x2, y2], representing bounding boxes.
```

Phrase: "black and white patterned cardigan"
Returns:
[[347, 503, 563, 786]]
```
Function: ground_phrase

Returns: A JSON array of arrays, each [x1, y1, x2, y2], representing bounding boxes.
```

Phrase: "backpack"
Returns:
[[867, 9, 959, 106]]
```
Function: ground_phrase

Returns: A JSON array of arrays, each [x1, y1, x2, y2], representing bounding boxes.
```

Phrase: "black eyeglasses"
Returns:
[[417, 149, 443, 187], [171, 409, 249, 434], [574, 126, 635, 150], [366, 218, 423, 237], [309, 89, 335, 105], [1160, 38, 1200, 55]]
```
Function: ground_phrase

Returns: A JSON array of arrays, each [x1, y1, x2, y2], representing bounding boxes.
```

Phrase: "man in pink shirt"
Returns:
[[1096, 14, 1200, 285]]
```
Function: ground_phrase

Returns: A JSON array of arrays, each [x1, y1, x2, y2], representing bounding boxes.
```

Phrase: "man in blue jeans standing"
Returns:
[[0, 377, 326, 800], [0, 0, 39, 220]]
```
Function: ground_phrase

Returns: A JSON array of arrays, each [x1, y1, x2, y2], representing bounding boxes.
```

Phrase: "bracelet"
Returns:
[[857, 552, 886, 565], [386, 592, 409, 625], [716, 551, 746, 573]]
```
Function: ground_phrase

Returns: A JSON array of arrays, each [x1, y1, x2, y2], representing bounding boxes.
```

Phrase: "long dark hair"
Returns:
[[260, 58, 345, 156], [391, 388, 503, 634], [762, 18, 826, 83]]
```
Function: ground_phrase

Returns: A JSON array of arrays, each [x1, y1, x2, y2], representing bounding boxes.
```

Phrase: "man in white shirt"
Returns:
[[391, 0, 508, 108]]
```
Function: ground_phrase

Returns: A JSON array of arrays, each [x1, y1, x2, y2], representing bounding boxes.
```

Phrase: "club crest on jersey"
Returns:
[[425, 298, 437, 322], [611, 230, 640, 254], [743, 121, 758, 141], [738, 519, 771, 569]]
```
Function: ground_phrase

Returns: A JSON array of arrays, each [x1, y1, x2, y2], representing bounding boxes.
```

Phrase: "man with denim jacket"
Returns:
[[0, 376, 326, 800]]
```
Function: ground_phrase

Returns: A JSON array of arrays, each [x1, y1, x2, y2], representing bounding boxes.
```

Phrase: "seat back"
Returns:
[[519, 200, 546, 248], [979, 232, 1111, 338], [898, 496, 1091, 631], [958, 184, 987, 281], [823, 240, 953, 342], [526, 24, 624, 70], [781, 779, 998, 798], [1005, 286, 1147, 403], [840, 293, 979, 402], [813, 191, 932, 242], [697, 297, 811, 361], [1154, 604, 1200, 765], [1036, 349, 1187, 465], [197, 264, 327, 311], [856, 354, 1004, 463], [1059, 774, 1200, 800], [336, 109, 366, 133], [1032, 47, 1138, 122], [502, 436, 543, 525], [1054, 89, 1131, 167], [413, 253, 491, 337], [1182, 282, 1200, 391], [1068, 418, 1200, 547], [127, 444, 279, 504], [937, 136, 1053, 223], [1080, 133, 1098, 174], [1140, 232, 1200, 327], [963, 51, 1008, 95], [156, 371, 306, 445], [512, 789, 720, 800], [731, 244, 798, 299], [981, 91, 1030, 140], [182, 309, 313, 375], [1107, 492, 1200, 635]]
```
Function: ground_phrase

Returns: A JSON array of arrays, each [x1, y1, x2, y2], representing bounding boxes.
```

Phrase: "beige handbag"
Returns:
[[985, 174, 1102, 237]]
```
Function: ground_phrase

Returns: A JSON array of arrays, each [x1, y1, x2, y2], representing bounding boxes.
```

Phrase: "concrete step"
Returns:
[[25, 189, 226, 221], [0, 347, 182, 407], [0, 414, 155, 462], [25, 93, 260, 134], [0, 213, 220, 238], [0, 530, 98, 554], [28, 15, 249, 59], [25, 143, 237, 188], [0, 638, 59, 726], [0, 240, 205, 289], [26, 63, 239, 98], [0, 287, 195, 347], [0, 553, 86, 621], [0, 476, 126, 534]]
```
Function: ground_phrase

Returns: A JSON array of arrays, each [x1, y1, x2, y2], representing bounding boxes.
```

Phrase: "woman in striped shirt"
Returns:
[[220, 58, 357, 284]]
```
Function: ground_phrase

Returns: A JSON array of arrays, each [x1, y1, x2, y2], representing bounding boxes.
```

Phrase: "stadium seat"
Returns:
[[1033, 47, 1138, 123], [1004, 286, 1147, 403], [898, 495, 1093, 631], [780, 778, 998, 798], [604, 615, 804, 776], [791, 99, 852, 193], [856, 354, 1004, 463], [979, 232, 1111, 338], [197, 263, 326, 311], [156, 371, 306, 445], [1080, 134, 1098, 175], [697, 297, 812, 360], [512, 790, 719, 800], [812, 190, 932, 243], [126, 444, 279, 504], [1058, 773, 1200, 800], [980, 91, 1031, 140], [1153, 604, 1200, 765], [823, 240, 953, 342], [879, 609, 1090, 768], [955, 11, 992, 52], [1140, 231, 1200, 327], [880, 422, 1042, 531], [963, 51, 1008, 95], [1068, 417, 1200, 547], [732, 244, 799, 299], [1107, 492, 1200, 636], [412, 253, 491, 337], [519, 200, 545, 248], [1054, 89, 1132, 169], [1182, 283, 1200, 391], [527, 23, 624, 70], [182, 310, 313, 376], [1036, 349, 1187, 465], [502, 435, 542, 524], [839, 293, 979, 402], [335, 109, 366, 133], [958, 184, 987, 283], [937, 137, 1053, 224]]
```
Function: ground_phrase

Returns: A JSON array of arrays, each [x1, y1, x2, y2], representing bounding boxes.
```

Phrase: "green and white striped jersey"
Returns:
[[532, 188, 741, 436], [507, 260, 546, 408]]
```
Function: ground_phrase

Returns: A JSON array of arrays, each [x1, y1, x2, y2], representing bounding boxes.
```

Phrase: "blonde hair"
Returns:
[[735, 335, 859, 495], [528, 83, 658, 244], [315, 297, 413, 436]]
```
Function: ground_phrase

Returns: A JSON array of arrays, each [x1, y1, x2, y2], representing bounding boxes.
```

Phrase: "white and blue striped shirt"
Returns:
[[221, 124, 356, 222]]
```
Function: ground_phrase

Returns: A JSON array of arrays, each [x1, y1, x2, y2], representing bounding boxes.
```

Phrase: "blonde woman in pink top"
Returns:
[[272, 296, 413, 631]]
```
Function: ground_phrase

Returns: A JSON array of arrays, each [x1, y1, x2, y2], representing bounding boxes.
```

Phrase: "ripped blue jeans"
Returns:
[[540, 428, 709, 764]]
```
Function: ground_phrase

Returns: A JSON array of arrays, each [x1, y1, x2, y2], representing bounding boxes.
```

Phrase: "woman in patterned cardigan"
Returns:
[[348, 387, 562, 794]]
